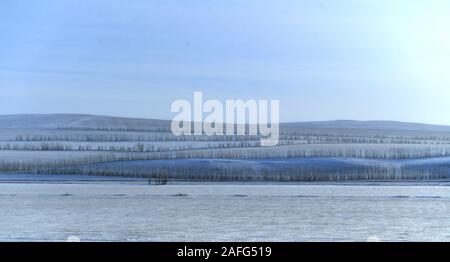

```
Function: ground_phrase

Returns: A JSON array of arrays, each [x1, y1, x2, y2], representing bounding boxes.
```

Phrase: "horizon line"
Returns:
[[1, 113, 450, 128]]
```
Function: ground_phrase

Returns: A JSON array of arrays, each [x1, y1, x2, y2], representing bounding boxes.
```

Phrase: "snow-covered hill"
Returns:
[[2, 114, 450, 133]]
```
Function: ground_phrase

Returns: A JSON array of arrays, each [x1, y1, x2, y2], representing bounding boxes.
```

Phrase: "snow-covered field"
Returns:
[[91, 156, 450, 170], [2, 114, 450, 181], [2, 115, 450, 241], [1, 181, 450, 241]]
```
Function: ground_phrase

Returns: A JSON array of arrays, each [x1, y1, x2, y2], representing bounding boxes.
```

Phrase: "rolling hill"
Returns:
[[1, 114, 450, 133]]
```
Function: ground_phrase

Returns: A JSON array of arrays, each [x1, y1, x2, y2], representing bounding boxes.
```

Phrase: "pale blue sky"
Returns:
[[0, 0, 449, 124]]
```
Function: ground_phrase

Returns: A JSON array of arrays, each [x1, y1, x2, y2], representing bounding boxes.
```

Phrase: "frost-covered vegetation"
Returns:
[[2, 114, 450, 181]]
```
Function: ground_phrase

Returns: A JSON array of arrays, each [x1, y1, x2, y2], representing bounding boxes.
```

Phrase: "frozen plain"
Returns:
[[1, 178, 450, 242]]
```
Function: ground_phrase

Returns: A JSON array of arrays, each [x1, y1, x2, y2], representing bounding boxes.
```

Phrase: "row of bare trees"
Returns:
[[1, 140, 289, 152], [1, 159, 447, 182], [14, 133, 450, 145]]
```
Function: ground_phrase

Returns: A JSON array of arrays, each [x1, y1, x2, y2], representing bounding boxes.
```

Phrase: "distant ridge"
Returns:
[[281, 120, 450, 132], [1, 114, 450, 133], [0, 114, 170, 129]]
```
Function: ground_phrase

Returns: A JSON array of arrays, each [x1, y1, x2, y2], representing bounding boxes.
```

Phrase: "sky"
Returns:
[[0, 0, 449, 124]]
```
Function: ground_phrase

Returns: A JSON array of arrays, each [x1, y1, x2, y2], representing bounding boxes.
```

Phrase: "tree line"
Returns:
[[1, 159, 448, 182]]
